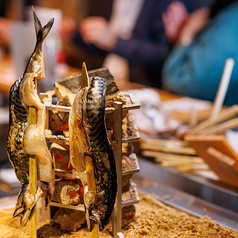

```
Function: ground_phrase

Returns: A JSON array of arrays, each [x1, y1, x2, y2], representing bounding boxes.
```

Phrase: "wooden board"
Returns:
[[185, 135, 238, 187]]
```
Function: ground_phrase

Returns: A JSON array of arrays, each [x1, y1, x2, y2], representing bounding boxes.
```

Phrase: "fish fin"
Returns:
[[21, 209, 32, 226], [41, 181, 54, 207], [32, 6, 54, 42], [13, 206, 24, 218], [13, 184, 43, 226]]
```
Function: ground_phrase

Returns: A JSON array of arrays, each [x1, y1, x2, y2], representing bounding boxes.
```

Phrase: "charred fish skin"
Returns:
[[6, 8, 54, 226], [85, 77, 117, 230], [70, 77, 117, 231]]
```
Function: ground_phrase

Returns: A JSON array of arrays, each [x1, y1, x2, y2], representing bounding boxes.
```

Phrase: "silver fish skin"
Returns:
[[69, 77, 117, 231], [6, 8, 54, 226]]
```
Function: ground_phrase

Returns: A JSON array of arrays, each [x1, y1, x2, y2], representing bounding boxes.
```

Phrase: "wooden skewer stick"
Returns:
[[188, 59, 235, 135], [210, 58, 234, 119], [189, 105, 198, 127], [188, 104, 238, 135], [86, 156, 100, 237], [81, 62, 100, 238], [140, 143, 197, 155], [197, 117, 238, 135], [142, 150, 203, 163], [142, 138, 188, 147], [29, 106, 37, 238]]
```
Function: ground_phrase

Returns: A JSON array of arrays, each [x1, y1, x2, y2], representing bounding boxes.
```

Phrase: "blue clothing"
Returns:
[[162, 2, 238, 106], [73, 0, 193, 88]]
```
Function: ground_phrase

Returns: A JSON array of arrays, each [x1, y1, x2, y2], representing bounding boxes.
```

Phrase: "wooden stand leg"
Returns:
[[112, 102, 124, 238]]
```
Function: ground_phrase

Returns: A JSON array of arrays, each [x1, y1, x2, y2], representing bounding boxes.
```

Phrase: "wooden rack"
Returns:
[[41, 92, 141, 238]]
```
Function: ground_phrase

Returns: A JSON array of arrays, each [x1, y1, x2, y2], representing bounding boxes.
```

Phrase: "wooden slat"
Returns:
[[197, 117, 238, 135], [185, 135, 238, 187], [187, 105, 238, 135]]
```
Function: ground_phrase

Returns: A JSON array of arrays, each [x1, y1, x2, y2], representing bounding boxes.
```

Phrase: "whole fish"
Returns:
[[69, 77, 117, 231], [6, 9, 55, 226]]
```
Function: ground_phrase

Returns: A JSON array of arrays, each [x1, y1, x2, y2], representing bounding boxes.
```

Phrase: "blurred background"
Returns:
[[1, 1, 238, 231], [0, 0, 213, 173]]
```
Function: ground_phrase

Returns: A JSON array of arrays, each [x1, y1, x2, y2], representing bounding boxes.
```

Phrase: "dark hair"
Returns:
[[210, 0, 238, 18]]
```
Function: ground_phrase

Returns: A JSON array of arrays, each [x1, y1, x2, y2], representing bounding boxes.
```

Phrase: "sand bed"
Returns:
[[0, 193, 237, 238]]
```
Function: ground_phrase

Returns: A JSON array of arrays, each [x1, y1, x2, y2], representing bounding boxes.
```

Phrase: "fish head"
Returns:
[[84, 190, 107, 231]]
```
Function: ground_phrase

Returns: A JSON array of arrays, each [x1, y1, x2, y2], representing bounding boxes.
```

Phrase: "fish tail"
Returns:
[[25, 7, 54, 76], [32, 6, 54, 44]]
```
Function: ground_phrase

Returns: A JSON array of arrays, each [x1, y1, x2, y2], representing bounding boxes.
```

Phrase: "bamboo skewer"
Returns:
[[29, 106, 37, 238], [188, 104, 238, 135], [210, 58, 234, 119], [81, 62, 100, 238], [188, 59, 236, 135], [189, 106, 198, 127], [141, 138, 188, 147], [197, 117, 238, 135], [140, 142, 196, 155], [86, 156, 100, 237], [142, 150, 203, 164]]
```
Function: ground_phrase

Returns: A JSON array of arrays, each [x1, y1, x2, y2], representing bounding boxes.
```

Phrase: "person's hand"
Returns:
[[60, 17, 76, 42], [177, 7, 210, 45], [162, 1, 189, 44], [79, 16, 116, 51]]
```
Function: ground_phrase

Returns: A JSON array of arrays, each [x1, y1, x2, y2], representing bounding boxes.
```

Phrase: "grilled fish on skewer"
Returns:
[[69, 77, 117, 230], [6, 9, 55, 226]]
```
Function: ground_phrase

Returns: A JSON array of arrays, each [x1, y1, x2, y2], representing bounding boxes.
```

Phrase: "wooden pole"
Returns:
[[29, 106, 37, 238], [81, 62, 100, 238]]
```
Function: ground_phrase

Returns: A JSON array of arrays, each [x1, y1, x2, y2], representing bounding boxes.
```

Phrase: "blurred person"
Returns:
[[0, 0, 36, 49], [0, 0, 15, 48], [58, 0, 113, 71], [162, 0, 238, 106], [0, 17, 11, 47], [60, 0, 194, 90]]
